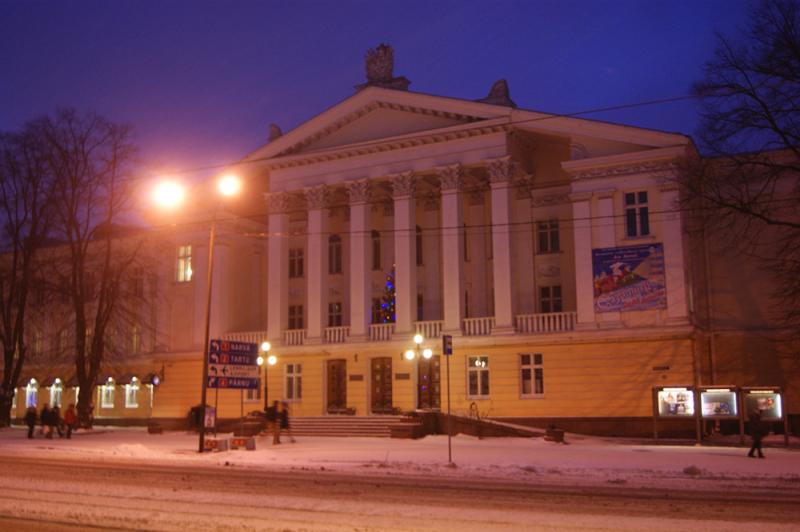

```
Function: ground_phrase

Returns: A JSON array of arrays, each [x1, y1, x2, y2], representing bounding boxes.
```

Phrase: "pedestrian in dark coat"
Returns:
[[24, 406, 37, 439], [51, 405, 64, 438], [280, 401, 296, 443], [748, 410, 766, 458], [63, 404, 77, 439], [40, 403, 53, 439], [270, 400, 282, 444]]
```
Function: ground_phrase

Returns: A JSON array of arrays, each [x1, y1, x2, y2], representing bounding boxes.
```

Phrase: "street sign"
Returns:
[[442, 334, 453, 355], [207, 339, 260, 389]]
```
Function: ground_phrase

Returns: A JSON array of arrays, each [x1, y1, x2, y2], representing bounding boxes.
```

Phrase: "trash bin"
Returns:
[[189, 405, 204, 430]]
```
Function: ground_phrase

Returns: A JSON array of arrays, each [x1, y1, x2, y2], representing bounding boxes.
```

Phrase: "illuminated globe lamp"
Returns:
[[404, 334, 433, 361], [257, 341, 277, 409]]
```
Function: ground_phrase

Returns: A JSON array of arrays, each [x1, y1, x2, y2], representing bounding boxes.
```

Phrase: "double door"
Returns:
[[371, 357, 393, 414]]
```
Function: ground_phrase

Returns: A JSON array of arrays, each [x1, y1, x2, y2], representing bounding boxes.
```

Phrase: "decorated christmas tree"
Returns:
[[378, 268, 396, 323]]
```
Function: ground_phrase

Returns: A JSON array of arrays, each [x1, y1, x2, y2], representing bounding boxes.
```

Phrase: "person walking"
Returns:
[[40, 403, 53, 439], [748, 410, 766, 458], [24, 406, 37, 439], [51, 405, 64, 438], [271, 400, 282, 445], [280, 401, 296, 443], [63, 404, 77, 439]]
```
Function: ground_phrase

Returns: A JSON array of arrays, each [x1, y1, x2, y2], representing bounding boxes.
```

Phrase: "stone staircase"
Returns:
[[287, 416, 406, 437]]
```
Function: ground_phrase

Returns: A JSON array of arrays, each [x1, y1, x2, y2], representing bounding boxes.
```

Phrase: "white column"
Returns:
[[392, 172, 416, 335], [661, 185, 689, 322], [594, 190, 616, 248], [347, 179, 371, 340], [266, 192, 291, 343], [305, 186, 328, 342], [438, 165, 464, 335], [571, 192, 596, 328], [487, 157, 516, 334]]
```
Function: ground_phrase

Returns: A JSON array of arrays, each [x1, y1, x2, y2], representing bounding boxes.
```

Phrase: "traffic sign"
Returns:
[[207, 339, 260, 389]]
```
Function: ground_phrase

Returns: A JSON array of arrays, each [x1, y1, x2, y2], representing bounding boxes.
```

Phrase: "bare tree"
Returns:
[[37, 109, 142, 426], [684, 0, 800, 335], [0, 127, 55, 425]]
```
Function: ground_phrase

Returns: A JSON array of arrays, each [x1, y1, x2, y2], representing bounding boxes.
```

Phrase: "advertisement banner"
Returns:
[[592, 243, 666, 313]]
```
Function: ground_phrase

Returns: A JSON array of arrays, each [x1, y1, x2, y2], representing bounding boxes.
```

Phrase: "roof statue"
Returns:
[[355, 44, 410, 92], [268, 123, 283, 142], [476, 79, 517, 108]]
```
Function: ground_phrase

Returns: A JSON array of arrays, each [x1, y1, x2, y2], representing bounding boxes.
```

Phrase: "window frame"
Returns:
[[288, 305, 304, 330], [466, 355, 490, 399], [100, 381, 115, 409], [328, 301, 343, 327], [624, 191, 650, 238], [328, 235, 343, 274], [125, 379, 140, 408], [285, 363, 302, 402], [539, 285, 563, 313], [289, 247, 305, 278], [25, 381, 38, 408], [536, 220, 560, 253], [416, 225, 423, 266], [371, 230, 381, 271], [50, 382, 63, 408], [176, 245, 193, 283], [520, 353, 544, 397]]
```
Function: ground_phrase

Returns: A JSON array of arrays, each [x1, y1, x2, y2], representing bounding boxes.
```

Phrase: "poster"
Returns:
[[592, 243, 666, 313], [657, 387, 694, 417]]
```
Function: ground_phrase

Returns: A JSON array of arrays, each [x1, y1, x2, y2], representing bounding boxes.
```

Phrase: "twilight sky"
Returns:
[[1, 0, 751, 180]]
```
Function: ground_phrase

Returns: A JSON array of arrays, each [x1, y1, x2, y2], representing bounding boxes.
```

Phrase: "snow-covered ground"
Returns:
[[1, 426, 798, 493]]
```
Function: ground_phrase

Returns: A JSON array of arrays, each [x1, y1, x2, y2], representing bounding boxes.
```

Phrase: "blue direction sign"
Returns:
[[207, 339, 260, 389]]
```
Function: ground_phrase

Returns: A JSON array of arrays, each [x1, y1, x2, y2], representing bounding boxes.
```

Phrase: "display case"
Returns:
[[655, 386, 695, 417], [742, 387, 783, 421], [699, 386, 739, 419]]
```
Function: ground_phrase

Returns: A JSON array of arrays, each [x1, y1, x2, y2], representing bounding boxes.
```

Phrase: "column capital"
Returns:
[[304, 185, 329, 210], [265, 191, 292, 213], [390, 171, 416, 199], [437, 164, 464, 192], [346, 178, 371, 204], [486, 156, 516, 185]]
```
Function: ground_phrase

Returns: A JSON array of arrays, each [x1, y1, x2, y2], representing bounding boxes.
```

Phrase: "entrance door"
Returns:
[[417, 355, 441, 409], [326, 359, 347, 413], [370, 357, 393, 414]]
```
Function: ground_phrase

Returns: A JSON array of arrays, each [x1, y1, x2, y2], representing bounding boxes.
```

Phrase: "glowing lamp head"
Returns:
[[422, 348, 433, 359], [153, 180, 186, 209], [257, 356, 264, 366], [404, 350, 415, 361], [217, 174, 241, 196], [260, 341, 271, 353], [267, 355, 277, 366], [413, 334, 423, 345]]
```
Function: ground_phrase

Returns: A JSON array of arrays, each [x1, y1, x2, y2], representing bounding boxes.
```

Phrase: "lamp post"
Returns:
[[257, 341, 276, 410], [154, 174, 241, 453]]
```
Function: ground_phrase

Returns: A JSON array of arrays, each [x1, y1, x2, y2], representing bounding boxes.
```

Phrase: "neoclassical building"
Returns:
[[11, 51, 797, 436]]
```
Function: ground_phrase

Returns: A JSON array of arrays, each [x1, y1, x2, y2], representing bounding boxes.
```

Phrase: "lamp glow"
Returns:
[[218, 174, 241, 196], [257, 356, 264, 366], [267, 354, 277, 366], [260, 341, 271, 353], [423, 348, 433, 359], [153, 180, 186, 209], [404, 350, 415, 361], [413, 334, 423, 345]]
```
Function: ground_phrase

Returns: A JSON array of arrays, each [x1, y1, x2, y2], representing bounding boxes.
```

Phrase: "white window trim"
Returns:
[[125, 380, 140, 408], [50, 384, 63, 407], [25, 381, 38, 408], [100, 383, 115, 409], [284, 363, 302, 402], [466, 356, 490, 399], [520, 353, 545, 399]]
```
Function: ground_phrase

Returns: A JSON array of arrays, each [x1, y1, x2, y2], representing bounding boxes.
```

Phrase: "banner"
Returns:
[[592, 243, 666, 313]]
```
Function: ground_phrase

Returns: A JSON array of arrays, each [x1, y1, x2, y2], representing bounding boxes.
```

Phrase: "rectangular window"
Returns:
[[328, 302, 343, 327], [288, 305, 304, 330], [416, 293, 424, 322], [289, 248, 304, 278], [464, 290, 470, 319], [245, 386, 261, 402], [50, 384, 63, 407], [625, 191, 650, 237], [540, 285, 563, 313], [177, 245, 192, 282], [371, 231, 381, 271], [536, 220, 560, 253], [467, 356, 490, 397], [100, 384, 115, 409], [285, 363, 302, 401], [125, 382, 139, 408], [328, 236, 343, 274], [371, 298, 382, 324], [11, 389, 16, 410], [416, 226, 423, 266], [520, 353, 544, 396]]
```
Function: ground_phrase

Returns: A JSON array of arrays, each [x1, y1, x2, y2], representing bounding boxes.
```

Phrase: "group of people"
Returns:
[[24, 403, 78, 439], [264, 400, 294, 444]]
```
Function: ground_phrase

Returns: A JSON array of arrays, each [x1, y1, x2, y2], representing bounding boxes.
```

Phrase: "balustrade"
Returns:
[[414, 320, 443, 339], [369, 323, 395, 341], [515, 312, 577, 333], [283, 329, 307, 346], [462, 317, 495, 336], [324, 326, 350, 344]]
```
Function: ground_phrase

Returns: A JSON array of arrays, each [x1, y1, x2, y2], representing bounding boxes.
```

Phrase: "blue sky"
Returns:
[[0, 0, 751, 178]]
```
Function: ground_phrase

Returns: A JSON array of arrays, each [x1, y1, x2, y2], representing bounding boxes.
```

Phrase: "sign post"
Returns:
[[443, 334, 453, 464]]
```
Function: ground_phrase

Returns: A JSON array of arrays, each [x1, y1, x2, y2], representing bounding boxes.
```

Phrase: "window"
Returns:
[[464, 290, 470, 319], [417, 293, 424, 321], [125, 378, 139, 408], [328, 235, 342, 274], [245, 386, 261, 402], [625, 191, 650, 237], [371, 298, 382, 324], [285, 363, 302, 401], [177, 245, 192, 282], [288, 305, 304, 330], [25, 380, 38, 408], [11, 388, 16, 409], [100, 380, 115, 408], [416, 226, 423, 266], [521, 354, 544, 396], [131, 325, 141, 354], [289, 248, 304, 278], [467, 356, 490, 397], [536, 220, 560, 253], [540, 285, 562, 313], [371, 230, 381, 271], [463, 223, 469, 261], [50, 381, 63, 407], [328, 302, 343, 327]]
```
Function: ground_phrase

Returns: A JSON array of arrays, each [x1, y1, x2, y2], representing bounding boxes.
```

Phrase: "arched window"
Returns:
[[25, 379, 38, 408], [371, 230, 381, 271], [416, 226, 423, 266], [50, 378, 63, 407], [328, 235, 342, 274]]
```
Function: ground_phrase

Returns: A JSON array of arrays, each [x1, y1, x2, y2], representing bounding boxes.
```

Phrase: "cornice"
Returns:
[[561, 146, 686, 181]]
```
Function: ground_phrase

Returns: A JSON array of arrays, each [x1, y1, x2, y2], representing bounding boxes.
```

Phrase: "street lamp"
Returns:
[[154, 173, 241, 453], [257, 342, 277, 410]]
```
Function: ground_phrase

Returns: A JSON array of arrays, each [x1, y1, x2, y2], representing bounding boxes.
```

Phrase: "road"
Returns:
[[0, 455, 797, 531]]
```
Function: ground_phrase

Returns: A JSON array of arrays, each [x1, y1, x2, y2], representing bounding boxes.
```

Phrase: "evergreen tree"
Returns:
[[379, 268, 396, 323]]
